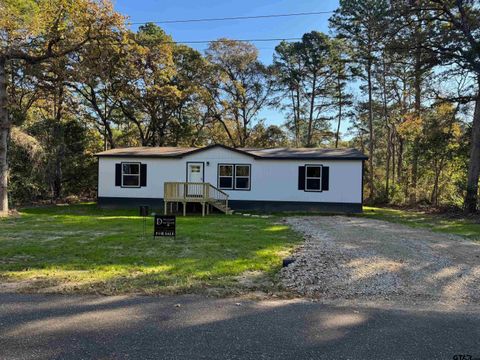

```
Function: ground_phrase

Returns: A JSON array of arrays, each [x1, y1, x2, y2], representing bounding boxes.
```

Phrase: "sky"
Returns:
[[113, 0, 343, 132]]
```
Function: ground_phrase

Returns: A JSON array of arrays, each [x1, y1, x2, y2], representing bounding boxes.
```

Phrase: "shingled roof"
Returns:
[[95, 144, 368, 160], [95, 146, 195, 157], [241, 147, 368, 160]]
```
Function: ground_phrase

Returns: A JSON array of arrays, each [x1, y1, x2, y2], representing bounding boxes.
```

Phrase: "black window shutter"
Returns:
[[322, 166, 329, 191], [298, 166, 305, 190], [140, 164, 147, 187], [115, 164, 121, 186]]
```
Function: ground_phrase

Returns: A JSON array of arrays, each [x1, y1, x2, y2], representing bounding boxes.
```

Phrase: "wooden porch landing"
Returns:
[[163, 182, 232, 216]]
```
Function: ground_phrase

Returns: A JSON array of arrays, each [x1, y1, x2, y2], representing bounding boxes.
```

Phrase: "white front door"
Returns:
[[187, 163, 204, 183], [187, 163, 204, 197]]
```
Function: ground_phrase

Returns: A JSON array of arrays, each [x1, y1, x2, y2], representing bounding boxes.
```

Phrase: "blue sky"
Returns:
[[113, 0, 343, 132]]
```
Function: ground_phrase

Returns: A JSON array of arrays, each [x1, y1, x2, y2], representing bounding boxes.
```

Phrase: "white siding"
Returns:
[[98, 147, 363, 203]]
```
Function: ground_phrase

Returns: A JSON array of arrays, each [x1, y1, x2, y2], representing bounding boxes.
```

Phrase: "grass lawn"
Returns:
[[360, 206, 480, 241], [0, 204, 301, 295]]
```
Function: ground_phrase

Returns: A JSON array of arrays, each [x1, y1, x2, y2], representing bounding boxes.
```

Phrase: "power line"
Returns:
[[129, 10, 334, 25], [166, 37, 302, 45], [99, 37, 303, 48], [122, 38, 302, 45]]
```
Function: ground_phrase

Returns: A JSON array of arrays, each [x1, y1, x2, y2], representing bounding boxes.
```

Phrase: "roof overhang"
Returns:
[[95, 144, 259, 159], [95, 144, 368, 161]]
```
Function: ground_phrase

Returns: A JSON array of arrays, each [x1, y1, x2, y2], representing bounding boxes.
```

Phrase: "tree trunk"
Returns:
[[431, 159, 443, 207], [106, 123, 115, 149], [0, 58, 8, 216], [242, 107, 248, 147], [290, 89, 299, 147], [386, 127, 391, 203], [410, 67, 422, 205], [54, 144, 65, 199], [367, 57, 375, 199], [410, 138, 419, 204], [306, 75, 316, 147], [391, 133, 396, 184], [53, 124, 65, 200], [398, 137, 404, 190], [382, 56, 389, 202], [103, 126, 107, 151], [464, 77, 480, 213], [51, 82, 65, 201], [335, 77, 342, 149], [410, 8, 423, 206], [430, 160, 438, 205], [296, 86, 301, 146]]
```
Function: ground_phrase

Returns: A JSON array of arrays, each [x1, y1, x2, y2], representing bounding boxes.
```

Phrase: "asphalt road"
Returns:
[[0, 293, 479, 360]]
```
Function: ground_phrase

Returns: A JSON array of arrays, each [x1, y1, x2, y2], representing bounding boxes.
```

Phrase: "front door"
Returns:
[[186, 162, 204, 197]]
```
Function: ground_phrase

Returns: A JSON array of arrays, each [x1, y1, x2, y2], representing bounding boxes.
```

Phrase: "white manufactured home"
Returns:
[[95, 144, 367, 214]]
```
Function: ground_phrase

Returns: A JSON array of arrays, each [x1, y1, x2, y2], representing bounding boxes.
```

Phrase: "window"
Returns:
[[305, 165, 322, 191], [218, 164, 234, 189], [235, 165, 250, 190], [218, 164, 251, 190], [122, 162, 140, 187]]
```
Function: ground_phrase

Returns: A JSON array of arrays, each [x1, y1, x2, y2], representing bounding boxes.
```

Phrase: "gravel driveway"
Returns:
[[280, 216, 480, 306]]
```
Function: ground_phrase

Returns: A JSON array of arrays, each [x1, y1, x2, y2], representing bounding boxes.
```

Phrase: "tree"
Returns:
[[37, 55, 72, 199], [0, 0, 123, 215], [421, 103, 461, 206], [328, 37, 353, 148], [386, 2, 439, 204], [117, 24, 180, 146], [274, 32, 338, 147], [415, 0, 480, 212], [273, 41, 304, 146], [249, 123, 288, 147], [206, 39, 275, 147], [169, 44, 215, 146], [330, 0, 392, 200], [70, 34, 126, 150], [299, 32, 335, 147]]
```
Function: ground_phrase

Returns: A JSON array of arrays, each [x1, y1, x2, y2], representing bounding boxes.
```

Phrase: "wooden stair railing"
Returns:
[[164, 182, 232, 216]]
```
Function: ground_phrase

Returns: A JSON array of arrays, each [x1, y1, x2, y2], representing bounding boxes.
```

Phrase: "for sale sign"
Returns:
[[154, 215, 176, 237]]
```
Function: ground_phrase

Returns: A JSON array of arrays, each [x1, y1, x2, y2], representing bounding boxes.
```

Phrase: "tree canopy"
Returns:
[[2, 0, 480, 214]]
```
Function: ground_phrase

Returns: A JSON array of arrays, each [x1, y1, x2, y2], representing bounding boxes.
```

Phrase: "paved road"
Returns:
[[0, 293, 479, 360]]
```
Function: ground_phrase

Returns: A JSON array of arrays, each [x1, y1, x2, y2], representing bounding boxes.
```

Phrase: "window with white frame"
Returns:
[[122, 162, 141, 187], [305, 165, 322, 191], [218, 164, 234, 189], [235, 165, 250, 190], [218, 164, 251, 190]]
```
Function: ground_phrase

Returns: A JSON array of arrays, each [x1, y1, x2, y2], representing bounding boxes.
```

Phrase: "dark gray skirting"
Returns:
[[97, 197, 362, 213], [228, 200, 362, 213]]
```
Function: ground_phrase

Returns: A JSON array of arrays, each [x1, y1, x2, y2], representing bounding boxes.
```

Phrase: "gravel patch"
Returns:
[[280, 216, 480, 306]]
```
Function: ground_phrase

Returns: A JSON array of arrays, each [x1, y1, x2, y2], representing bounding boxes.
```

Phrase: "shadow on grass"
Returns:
[[0, 204, 300, 294]]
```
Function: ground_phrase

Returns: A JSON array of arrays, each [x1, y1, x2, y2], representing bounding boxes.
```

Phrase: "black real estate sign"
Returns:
[[154, 215, 176, 237]]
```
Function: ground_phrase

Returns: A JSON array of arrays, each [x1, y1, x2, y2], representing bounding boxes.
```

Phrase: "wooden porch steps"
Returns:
[[163, 182, 232, 216], [208, 199, 233, 215]]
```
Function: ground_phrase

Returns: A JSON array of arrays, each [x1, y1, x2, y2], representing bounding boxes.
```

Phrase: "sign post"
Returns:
[[139, 205, 149, 239], [154, 215, 176, 238]]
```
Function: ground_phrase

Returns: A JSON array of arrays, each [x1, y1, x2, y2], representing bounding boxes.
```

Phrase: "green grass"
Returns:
[[359, 206, 480, 241], [0, 204, 301, 295]]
